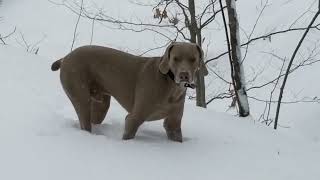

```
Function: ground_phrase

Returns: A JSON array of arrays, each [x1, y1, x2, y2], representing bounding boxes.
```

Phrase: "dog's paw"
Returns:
[[166, 129, 183, 143], [122, 133, 136, 140]]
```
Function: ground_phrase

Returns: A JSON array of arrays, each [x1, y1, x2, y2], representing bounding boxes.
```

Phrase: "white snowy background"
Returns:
[[0, 0, 319, 179]]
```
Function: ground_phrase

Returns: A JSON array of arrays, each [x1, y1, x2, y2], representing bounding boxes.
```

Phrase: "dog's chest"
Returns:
[[145, 92, 185, 121], [145, 107, 169, 121]]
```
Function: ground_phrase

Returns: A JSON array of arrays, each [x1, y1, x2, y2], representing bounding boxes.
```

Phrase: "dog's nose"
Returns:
[[179, 72, 189, 82]]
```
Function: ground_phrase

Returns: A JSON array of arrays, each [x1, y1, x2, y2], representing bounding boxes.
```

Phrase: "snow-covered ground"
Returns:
[[1, 0, 320, 179], [1, 45, 319, 180]]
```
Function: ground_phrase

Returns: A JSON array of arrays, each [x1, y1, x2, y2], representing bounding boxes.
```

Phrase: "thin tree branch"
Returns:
[[219, 0, 234, 84], [249, 96, 320, 104], [274, 3, 320, 129], [0, 27, 16, 45], [241, 0, 269, 64], [70, 0, 84, 51], [90, 14, 97, 45], [205, 23, 320, 64]]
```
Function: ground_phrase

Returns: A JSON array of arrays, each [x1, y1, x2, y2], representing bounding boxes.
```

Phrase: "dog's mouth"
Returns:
[[168, 70, 196, 89], [184, 83, 196, 89], [178, 80, 196, 89]]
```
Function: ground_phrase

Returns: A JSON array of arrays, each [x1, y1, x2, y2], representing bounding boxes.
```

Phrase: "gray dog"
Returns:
[[51, 42, 208, 142]]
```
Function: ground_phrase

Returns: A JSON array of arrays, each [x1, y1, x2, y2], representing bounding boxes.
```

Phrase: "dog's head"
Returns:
[[159, 42, 208, 86]]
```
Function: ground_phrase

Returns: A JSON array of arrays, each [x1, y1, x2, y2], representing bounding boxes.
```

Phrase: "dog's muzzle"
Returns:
[[166, 70, 196, 89], [184, 83, 196, 89]]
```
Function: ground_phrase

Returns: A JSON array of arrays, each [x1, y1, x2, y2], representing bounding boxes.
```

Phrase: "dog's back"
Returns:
[[52, 45, 159, 112]]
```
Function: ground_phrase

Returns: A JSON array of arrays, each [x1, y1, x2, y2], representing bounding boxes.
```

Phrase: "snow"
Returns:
[[0, 42, 319, 180], [1, 0, 320, 179]]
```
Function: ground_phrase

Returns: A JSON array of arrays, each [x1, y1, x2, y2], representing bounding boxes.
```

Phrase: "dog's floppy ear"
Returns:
[[159, 43, 175, 74], [195, 44, 209, 76]]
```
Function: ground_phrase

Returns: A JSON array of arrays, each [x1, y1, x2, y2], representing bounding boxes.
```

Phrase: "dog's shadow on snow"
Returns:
[[66, 118, 191, 143], [92, 119, 173, 143]]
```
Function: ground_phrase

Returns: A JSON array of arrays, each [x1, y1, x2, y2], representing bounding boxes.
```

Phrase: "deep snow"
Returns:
[[1, 0, 320, 179], [0, 44, 319, 180]]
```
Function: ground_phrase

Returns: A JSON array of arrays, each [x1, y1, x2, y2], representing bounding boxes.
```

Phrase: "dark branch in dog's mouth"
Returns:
[[184, 83, 196, 89]]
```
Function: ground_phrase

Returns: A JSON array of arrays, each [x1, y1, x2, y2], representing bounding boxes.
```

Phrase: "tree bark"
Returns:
[[188, 0, 207, 108], [196, 31, 207, 108], [225, 0, 250, 117], [188, 0, 197, 43]]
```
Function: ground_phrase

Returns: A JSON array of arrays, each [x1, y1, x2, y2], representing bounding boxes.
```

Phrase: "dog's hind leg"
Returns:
[[90, 94, 111, 124], [70, 95, 92, 132], [61, 76, 92, 132], [63, 93, 92, 132]]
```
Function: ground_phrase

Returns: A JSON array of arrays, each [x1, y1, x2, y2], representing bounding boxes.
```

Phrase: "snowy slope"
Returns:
[[0, 45, 319, 180], [1, 0, 320, 179]]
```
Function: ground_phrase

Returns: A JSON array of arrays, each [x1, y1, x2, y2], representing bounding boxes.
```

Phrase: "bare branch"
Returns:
[[206, 92, 233, 105], [70, 0, 83, 51], [241, 0, 269, 64], [248, 96, 320, 104], [90, 14, 97, 45], [138, 37, 176, 56], [49, 0, 178, 43], [0, 27, 17, 45], [205, 23, 320, 64], [274, 4, 320, 129], [199, 0, 216, 28], [247, 50, 320, 92]]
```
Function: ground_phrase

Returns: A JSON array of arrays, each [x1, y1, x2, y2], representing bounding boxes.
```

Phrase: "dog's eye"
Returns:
[[189, 58, 196, 63], [173, 57, 180, 62]]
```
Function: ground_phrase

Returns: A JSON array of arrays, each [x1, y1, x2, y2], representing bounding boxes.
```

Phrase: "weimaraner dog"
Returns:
[[51, 42, 208, 142]]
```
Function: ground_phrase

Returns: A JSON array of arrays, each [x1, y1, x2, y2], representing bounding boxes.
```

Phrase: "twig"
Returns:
[[241, 0, 269, 64], [206, 92, 233, 105], [70, 0, 84, 51], [247, 51, 320, 92], [138, 39, 173, 56], [249, 96, 320, 104], [0, 27, 17, 45], [90, 14, 97, 45]]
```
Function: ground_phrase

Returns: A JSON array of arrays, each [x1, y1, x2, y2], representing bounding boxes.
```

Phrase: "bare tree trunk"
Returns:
[[225, 0, 250, 117], [196, 32, 207, 108], [188, 0, 197, 43], [274, 2, 320, 129], [188, 0, 207, 108]]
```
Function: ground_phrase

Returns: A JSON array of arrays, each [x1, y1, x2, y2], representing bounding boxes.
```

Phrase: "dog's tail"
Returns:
[[51, 59, 62, 71]]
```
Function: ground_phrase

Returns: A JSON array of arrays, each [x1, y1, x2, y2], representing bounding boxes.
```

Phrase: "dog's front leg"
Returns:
[[164, 117, 183, 143], [163, 102, 185, 143], [122, 113, 144, 140]]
